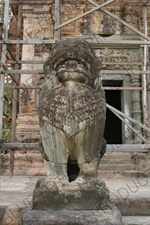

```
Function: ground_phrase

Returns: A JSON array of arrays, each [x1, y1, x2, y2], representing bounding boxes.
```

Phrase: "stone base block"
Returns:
[[22, 206, 122, 225], [33, 175, 110, 210]]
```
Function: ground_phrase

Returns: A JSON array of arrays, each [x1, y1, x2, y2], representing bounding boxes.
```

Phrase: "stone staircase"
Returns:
[[99, 152, 150, 225], [122, 217, 150, 225], [1, 151, 149, 179], [99, 152, 147, 179]]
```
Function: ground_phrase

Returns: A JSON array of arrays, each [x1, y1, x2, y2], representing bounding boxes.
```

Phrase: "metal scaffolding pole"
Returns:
[[0, 0, 10, 171], [9, 2, 23, 175], [142, 1, 150, 141], [1, 40, 150, 45], [0, 142, 150, 152], [0, 1, 150, 6], [1, 69, 150, 74], [3, 85, 144, 90], [54, 0, 60, 41]]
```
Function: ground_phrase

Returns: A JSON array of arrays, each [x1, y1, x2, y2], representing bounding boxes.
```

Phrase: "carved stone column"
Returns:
[[131, 70, 143, 144]]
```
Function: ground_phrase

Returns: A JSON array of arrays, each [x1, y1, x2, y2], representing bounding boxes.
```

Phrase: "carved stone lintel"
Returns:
[[95, 48, 142, 70]]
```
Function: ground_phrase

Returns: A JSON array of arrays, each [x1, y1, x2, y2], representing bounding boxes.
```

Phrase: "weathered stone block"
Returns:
[[33, 175, 110, 210], [22, 207, 122, 225]]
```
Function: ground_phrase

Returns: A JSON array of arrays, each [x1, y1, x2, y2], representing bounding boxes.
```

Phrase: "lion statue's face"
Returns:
[[43, 38, 101, 88], [56, 59, 90, 84]]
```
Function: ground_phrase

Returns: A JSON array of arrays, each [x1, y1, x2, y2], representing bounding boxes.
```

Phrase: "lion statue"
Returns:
[[37, 38, 106, 182]]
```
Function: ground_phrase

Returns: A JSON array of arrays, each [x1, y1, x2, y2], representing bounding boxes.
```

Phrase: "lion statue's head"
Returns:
[[43, 38, 101, 88]]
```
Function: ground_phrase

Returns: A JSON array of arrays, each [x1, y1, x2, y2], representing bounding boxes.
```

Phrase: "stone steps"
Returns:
[[111, 197, 150, 217], [101, 159, 132, 164], [1, 210, 150, 225], [98, 171, 146, 179], [100, 164, 135, 171], [1, 151, 148, 179], [98, 152, 147, 179], [122, 216, 150, 225], [103, 152, 133, 160]]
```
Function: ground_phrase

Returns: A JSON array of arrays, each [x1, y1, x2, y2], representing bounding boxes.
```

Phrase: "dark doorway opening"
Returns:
[[103, 80, 122, 144]]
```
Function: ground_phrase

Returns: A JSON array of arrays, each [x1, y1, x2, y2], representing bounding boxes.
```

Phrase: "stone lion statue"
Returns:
[[37, 38, 106, 182]]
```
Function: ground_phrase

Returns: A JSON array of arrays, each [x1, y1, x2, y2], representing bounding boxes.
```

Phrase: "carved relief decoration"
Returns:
[[95, 48, 142, 69]]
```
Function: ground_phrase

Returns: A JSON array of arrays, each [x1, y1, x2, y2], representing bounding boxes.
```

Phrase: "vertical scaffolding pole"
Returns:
[[0, 0, 10, 170], [54, 0, 60, 41], [142, 2, 149, 140], [10, 2, 22, 175]]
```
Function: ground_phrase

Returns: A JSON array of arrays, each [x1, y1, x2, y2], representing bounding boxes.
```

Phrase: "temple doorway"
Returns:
[[103, 80, 122, 144]]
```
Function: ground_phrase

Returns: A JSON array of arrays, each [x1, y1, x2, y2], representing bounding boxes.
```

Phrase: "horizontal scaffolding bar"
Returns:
[[0, 40, 56, 44], [2, 60, 45, 64], [4, 85, 144, 90], [0, 69, 43, 74], [102, 70, 150, 74], [1, 60, 143, 65], [0, 40, 150, 45], [0, 0, 53, 4], [0, 1, 150, 5], [107, 144, 150, 152], [102, 62, 143, 65], [1, 70, 150, 74], [4, 85, 42, 89], [0, 143, 149, 152], [104, 87, 143, 90], [0, 143, 40, 150]]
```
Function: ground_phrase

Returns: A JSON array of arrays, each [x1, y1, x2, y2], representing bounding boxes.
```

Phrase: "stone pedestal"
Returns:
[[32, 175, 109, 210], [22, 207, 122, 225], [21, 175, 122, 225]]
